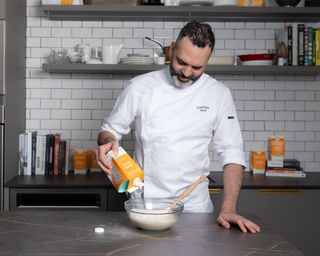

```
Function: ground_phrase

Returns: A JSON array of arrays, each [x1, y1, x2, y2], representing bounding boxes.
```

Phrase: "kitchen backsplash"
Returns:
[[26, 0, 320, 172]]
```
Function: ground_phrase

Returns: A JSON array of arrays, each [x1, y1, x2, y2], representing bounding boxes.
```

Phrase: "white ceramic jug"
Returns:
[[102, 44, 124, 64]]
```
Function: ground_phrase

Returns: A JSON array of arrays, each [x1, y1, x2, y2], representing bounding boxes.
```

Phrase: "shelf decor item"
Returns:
[[274, 0, 301, 7]]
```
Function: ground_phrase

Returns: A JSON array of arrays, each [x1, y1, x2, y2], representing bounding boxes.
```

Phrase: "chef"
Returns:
[[98, 20, 260, 233]]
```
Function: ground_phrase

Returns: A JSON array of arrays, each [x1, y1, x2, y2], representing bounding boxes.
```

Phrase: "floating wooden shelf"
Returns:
[[42, 63, 320, 75], [42, 5, 320, 22]]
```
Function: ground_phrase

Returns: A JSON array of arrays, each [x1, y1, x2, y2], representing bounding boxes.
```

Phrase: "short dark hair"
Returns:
[[176, 20, 215, 52]]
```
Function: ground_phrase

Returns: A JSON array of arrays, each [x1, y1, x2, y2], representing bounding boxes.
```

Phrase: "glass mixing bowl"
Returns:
[[124, 198, 184, 231]]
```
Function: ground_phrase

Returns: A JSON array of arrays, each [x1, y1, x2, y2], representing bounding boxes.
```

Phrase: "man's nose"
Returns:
[[182, 66, 193, 78]]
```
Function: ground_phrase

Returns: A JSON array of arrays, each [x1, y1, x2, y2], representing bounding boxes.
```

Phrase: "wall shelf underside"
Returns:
[[42, 63, 320, 75], [42, 5, 320, 22]]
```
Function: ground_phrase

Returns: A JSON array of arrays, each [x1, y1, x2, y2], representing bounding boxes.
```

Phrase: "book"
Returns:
[[266, 169, 306, 178], [267, 159, 301, 169], [18, 133, 24, 175], [59, 140, 66, 176], [287, 24, 293, 65], [298, 23, 305, 65], [53, 133, 61, 176], [31, 131, 37, 176], [292, 23, 298, 65], [316, 28, 320, 66], [44, 134, 51, 176], [35, 134, 44, 175], [65, 140, 70, 176], [25, 132, 32, 175]]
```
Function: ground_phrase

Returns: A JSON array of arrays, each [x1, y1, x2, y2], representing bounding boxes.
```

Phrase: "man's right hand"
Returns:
[[97, 131, 119, 175]]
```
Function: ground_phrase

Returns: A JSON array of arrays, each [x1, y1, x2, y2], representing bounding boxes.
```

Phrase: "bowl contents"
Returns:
[[125, 198, 184, 231]]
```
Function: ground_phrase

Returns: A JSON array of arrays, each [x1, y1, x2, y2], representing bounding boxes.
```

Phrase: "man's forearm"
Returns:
[[97, 131, 117, 146], [221, 164, 244, 213]]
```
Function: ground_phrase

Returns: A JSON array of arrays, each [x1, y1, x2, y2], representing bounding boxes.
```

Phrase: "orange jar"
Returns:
[[251, 150, 266, 174], [237, 0, 264, 6], [269, 136, 285, 161]]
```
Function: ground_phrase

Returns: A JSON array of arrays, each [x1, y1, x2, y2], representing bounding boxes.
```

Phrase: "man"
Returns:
[[98, 20, 260, 233]]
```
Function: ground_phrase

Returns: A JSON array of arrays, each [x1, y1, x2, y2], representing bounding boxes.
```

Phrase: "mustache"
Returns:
[[170, 67, 198, 81]]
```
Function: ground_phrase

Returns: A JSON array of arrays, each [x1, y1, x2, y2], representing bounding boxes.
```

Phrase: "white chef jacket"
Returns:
[[101, 67, 246, 213]]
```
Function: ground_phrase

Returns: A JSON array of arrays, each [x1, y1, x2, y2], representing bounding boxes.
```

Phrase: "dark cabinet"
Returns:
[[210, 188, 320, 256]]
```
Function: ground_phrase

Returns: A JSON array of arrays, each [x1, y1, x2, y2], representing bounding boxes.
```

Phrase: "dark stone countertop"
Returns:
[[5, 172, 320, 189], [0, 211, 303, 256]]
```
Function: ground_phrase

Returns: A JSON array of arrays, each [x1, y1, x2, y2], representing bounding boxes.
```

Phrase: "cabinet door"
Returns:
[[237, 189, 320, 256]]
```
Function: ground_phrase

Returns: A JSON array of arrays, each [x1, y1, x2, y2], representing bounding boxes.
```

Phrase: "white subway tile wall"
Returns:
[[26, 0, 320, 172]]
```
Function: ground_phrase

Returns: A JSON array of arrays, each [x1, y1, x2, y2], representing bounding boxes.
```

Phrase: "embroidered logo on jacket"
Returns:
[[197, 106, 210, 112]]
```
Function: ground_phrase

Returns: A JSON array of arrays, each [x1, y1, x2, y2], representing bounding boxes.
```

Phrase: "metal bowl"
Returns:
[[275, 0, 301, 6], [124, 198, 184, 231]]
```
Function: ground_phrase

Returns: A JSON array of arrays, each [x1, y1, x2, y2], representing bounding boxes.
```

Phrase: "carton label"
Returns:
[[107, 147, 144, 193]]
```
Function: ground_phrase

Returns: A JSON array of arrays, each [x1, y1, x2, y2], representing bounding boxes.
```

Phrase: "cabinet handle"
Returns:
[[259, 189, 300, 195], [209, 188, 221, 194]]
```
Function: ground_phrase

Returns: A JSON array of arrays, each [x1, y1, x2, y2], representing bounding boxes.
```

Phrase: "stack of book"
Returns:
[[18, 132, 70, 176], [275, 23, 320, 66], [265, 159, 306, 178]]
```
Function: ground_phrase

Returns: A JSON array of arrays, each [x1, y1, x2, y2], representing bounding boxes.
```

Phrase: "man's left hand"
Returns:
[[217, 211, 261, 233]]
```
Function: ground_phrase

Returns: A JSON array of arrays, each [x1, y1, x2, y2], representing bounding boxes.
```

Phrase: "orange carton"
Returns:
[[88, 149, 101, 174], [73, 149, 87, 175], [269, 136, 285, 161], [251, 150, 266, 174], [107, 147, 144, 193]]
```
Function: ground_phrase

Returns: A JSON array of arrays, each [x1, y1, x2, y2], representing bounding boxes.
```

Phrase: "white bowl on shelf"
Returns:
[[213, 0, 237, 6], [208, 55, 234, 65]]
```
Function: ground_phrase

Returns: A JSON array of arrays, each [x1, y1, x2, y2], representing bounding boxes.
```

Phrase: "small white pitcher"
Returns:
[[102, 44, 124, 64]]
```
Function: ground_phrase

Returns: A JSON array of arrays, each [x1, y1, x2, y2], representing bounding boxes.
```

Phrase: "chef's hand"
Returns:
[[217, 211, 261, 234], [97, 131, 119, 175]]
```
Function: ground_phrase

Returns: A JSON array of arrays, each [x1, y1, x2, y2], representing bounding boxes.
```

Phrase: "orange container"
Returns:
[[251, 150, 266, 174], [61, 0, 73, 5], [73, 149, 87, 175], [237, 0, 264, 6], [107, 147, 144, 193], [269, 136, 285, 161], [88, 149, 100, 173]]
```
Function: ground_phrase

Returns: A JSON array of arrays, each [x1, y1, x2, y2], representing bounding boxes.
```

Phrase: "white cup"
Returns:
[[156, 56, 166, 65], [102, 44, 123, 64]]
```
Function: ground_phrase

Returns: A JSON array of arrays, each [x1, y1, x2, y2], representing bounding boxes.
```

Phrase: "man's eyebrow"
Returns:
[[177, 57, 204, 69]]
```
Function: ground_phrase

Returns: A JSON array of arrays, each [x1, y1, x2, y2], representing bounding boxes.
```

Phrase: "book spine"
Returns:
[[267, 160, 283, 168], [316, 29, 320, 66], [287, 25, 293, 66], [40, 135, 46, 175], [26, 132, 32, 175], [265, 170, 306, 178], [292, 23, 298, 66], [304, 27, 309, 65], [298, 23, 305, 65], [48, 134, 54, 176], [23, 133, 28, 175], [18, 133, 24, 175], [31, 131, 37, 176], [44, 134, 50, 176], [65, 140, 70, 176], [307, 26, 313, 65], [59, 140, 66, 176], [53, 133, 61, 176], [35, 134, 43, 175]]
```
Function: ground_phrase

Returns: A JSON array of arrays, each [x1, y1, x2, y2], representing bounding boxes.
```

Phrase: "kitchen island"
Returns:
[[0, 211, 302, 256]]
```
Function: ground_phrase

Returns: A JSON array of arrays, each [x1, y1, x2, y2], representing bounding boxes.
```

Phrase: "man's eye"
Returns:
[[177, 59, 186, 65]]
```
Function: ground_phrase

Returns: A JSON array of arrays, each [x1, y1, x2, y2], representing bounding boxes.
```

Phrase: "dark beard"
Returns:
[[169, 62, 202, 88]]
